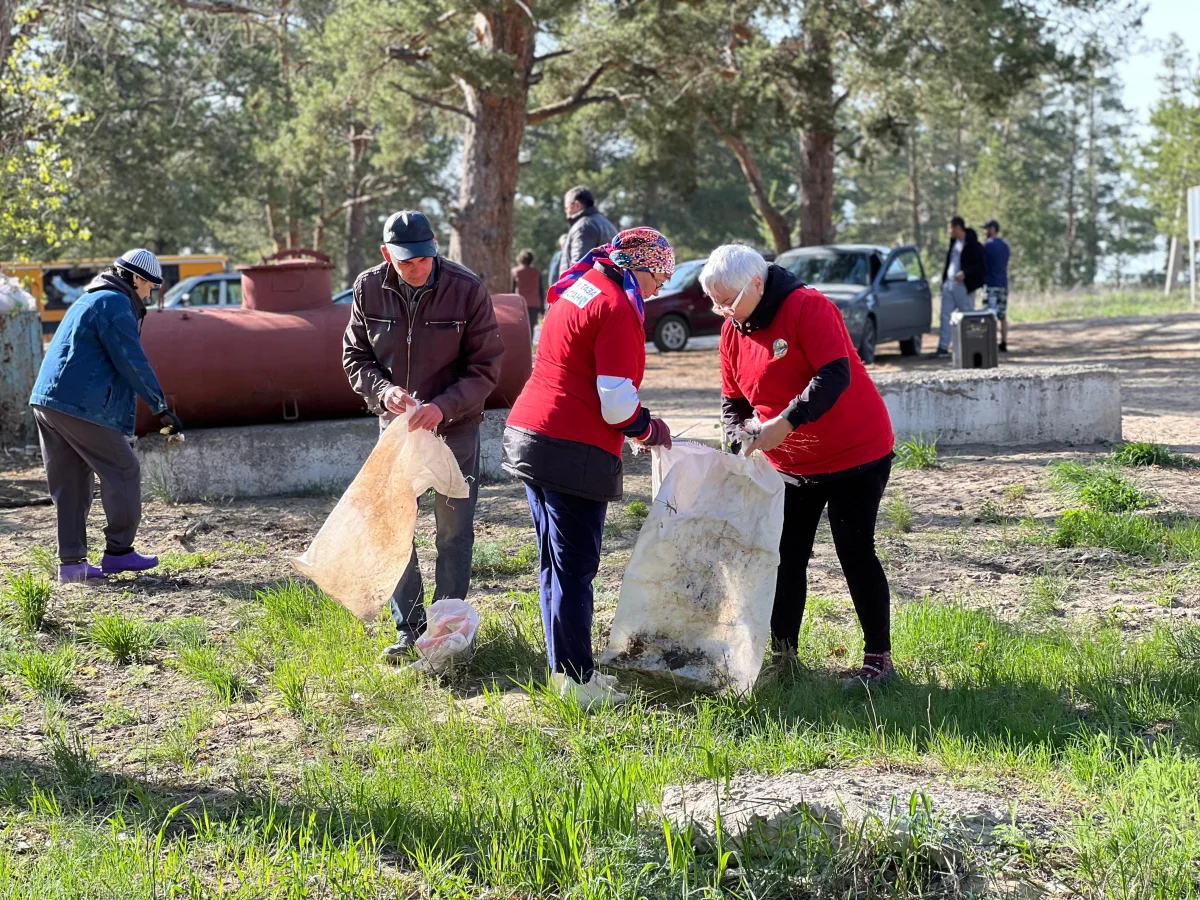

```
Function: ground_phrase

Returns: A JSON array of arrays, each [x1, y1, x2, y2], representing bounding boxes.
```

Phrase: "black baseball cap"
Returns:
[[383, 210, 438, 260]]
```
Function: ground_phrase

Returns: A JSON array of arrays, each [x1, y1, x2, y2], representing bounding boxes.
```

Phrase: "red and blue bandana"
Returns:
[[547, 227, 675, 324]]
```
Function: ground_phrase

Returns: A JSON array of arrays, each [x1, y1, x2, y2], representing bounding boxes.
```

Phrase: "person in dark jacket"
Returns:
[[343, 210, 505, 662], [705, 244, 897, 687], [562, 186, 619, 268], [511, 248, 543, 337], [982, 219, 1012, 352], [29, 249, 183, 584], [933, 216, 986, 357], [502, 227, 675, 709]]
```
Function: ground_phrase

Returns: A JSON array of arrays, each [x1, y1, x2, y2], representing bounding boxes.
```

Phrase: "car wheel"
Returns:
[[653, 315, 690, 352], [857, 316, 878, 364], [898, 334, 922, 356]]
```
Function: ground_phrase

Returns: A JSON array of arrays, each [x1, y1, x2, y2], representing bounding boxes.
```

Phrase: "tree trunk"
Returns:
[[1082, 78, 1100, 286], [709, 116, 791, 253], [1062, 108, 1079, 286], [342, 123, 372, 288], [447, 8, 534, 294], [796, 9, 836, 246], [907, 129, 922, 248]]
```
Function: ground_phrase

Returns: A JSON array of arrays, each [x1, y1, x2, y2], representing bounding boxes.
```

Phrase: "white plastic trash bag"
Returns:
[[292, 412, 469, 620], [599, 442, 785, 692], [412, 598, 480, 674]]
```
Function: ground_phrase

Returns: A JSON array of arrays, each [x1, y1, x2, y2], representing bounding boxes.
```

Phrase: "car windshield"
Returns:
[[779, 251, 870, 286], [660, 259, 705, 293], [162, 275, 204, 306]]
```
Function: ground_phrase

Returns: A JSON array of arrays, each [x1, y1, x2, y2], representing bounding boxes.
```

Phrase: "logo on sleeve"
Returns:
[[561, 279, 602, 309], [772, 339, 788, 358]]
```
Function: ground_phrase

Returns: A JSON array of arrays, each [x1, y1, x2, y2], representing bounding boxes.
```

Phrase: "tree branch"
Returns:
[[168, 0, 282, 15], [526, 61, 619, 125], [388, 81, 475, 121]]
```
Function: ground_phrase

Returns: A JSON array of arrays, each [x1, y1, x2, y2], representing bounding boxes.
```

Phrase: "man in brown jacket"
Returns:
[[343, 210, 504, 662]]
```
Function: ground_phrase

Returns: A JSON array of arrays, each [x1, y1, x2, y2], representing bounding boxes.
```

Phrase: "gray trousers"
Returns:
[[387, 425, 481, 636], [32, 405, 141, 565], [938, 281, 976, 351]]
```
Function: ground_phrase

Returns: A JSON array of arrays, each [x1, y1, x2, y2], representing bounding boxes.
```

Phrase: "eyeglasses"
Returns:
[[710, 277, 757, 316]]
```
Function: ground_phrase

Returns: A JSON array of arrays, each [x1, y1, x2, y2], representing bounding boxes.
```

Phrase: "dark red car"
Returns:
[[642, 258, 719, 351]]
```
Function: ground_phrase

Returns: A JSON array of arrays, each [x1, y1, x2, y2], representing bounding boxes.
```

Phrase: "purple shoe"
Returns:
[[101, 551, 159, 574], [58, 563, 105, 584]]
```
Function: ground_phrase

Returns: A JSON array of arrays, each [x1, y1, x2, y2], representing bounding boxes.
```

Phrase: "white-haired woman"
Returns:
[[29, 250, 183, 583], [701, 244, 897, 686]]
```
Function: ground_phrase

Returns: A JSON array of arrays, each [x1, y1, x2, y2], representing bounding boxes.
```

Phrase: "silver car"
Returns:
[[775, 244, 932, 363]]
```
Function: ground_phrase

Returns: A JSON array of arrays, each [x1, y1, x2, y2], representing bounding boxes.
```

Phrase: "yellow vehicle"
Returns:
[[1, 254, 228, 336]]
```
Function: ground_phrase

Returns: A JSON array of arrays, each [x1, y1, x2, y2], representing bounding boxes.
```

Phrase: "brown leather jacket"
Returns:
[[342, 258, 504, 436]]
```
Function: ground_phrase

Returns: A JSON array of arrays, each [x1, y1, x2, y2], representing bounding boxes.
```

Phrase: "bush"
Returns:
[[895, 434, 938, 470], [626, 500, 649, 521]]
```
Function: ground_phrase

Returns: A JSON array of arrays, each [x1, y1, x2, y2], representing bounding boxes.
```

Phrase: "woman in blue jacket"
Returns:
[[29, 250, 183, 583]]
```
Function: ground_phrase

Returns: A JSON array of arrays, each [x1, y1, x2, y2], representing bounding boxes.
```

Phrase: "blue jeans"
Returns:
[[938, 281, 976, 351], [525, 483, 607, 683], [389, 427, 480, 636]]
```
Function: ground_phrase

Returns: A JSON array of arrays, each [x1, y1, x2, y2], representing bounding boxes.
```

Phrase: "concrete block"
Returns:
[[874, 364, 1122, 446], [0, 310, 43, 446], [138, 410, 512, 502]]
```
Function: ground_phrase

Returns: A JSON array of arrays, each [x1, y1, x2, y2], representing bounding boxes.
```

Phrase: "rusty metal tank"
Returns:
[[134, 251, 532, 435]]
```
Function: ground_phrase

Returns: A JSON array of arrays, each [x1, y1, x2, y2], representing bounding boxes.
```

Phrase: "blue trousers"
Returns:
[[525, 483, 607, 683]]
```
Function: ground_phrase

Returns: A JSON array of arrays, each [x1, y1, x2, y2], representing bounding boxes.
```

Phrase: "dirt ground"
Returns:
[[644, 310, 1200, 453]]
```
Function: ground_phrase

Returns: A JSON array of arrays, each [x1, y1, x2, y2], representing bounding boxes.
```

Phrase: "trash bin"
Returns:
[[950, 309, 998, 369]]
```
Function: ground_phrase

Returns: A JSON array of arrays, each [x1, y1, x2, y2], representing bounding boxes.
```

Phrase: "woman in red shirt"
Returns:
[[503, 228, 674, 708], [702, 243, 897, 686]]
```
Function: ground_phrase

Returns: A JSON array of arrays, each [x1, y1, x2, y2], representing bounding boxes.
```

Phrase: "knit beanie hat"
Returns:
[[115, 249, 164, 285]]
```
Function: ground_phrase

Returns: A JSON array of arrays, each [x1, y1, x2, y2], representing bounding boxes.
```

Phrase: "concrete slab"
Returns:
[[875, 364, 1122, 446], [663, 364, 1122, 449], [137, 410, 510, 502]]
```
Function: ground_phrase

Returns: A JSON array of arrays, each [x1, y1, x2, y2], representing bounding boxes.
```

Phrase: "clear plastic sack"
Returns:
[[599, 441, 786, 692], [292, 411, 469, 620], [412, 598, 480, 674]]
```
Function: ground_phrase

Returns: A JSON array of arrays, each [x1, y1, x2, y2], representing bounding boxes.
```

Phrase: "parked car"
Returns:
[[641, 258, 721, 352], [333, 288, 353, 304], [775, 244, 931, 363], [161, 272, 243, 308]]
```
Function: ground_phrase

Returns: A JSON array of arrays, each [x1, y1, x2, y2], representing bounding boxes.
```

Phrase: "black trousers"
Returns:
[[773, 457, 892, 654]]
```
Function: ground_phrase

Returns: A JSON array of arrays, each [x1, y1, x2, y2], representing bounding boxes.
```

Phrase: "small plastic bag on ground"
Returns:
[[412, 598, 480, 674], [599, 441, 785, 693], [292, 412, 469, 620]]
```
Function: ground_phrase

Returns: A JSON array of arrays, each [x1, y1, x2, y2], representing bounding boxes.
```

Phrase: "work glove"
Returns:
[[159, 410, 184, 436], [636, 417, 672, 449]]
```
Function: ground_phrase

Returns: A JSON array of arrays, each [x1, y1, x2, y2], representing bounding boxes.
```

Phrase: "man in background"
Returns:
[[933, 216, 986, 358], [343, 210, 504, 662], [511, 248, 543, 338], [982, 219, 1012, 353], [562, 186, 618, 268]]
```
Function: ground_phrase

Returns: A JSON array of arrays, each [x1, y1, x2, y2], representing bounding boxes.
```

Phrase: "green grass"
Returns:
[[626, 500, 649, 522], [1051, 510, 1200, 562], [1050, 461, 1157, 513], [2, 569, 52, 633], [883, 494, 914, 533], [1025, 568, 1071, 617], [173, 644, 252, 703], [3, 646, 76, 700], [894, 434, 939, 470], [1007, 287, 1194, 323], [1111, 441, 1198, 469], [87, 613, 159, 664], [1003, 483, 1028, 502], [25, 546, 58, 580], [156, 551, 221, 576], [472, 541, 538, 577], [9, 570, 1200, 895]]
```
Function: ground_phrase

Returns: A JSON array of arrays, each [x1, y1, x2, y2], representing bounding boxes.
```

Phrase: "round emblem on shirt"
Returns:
[[772, 339, 788, 358]]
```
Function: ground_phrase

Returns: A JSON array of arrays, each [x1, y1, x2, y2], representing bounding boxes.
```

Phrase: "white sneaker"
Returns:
[[551, 672, 628, 710]]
